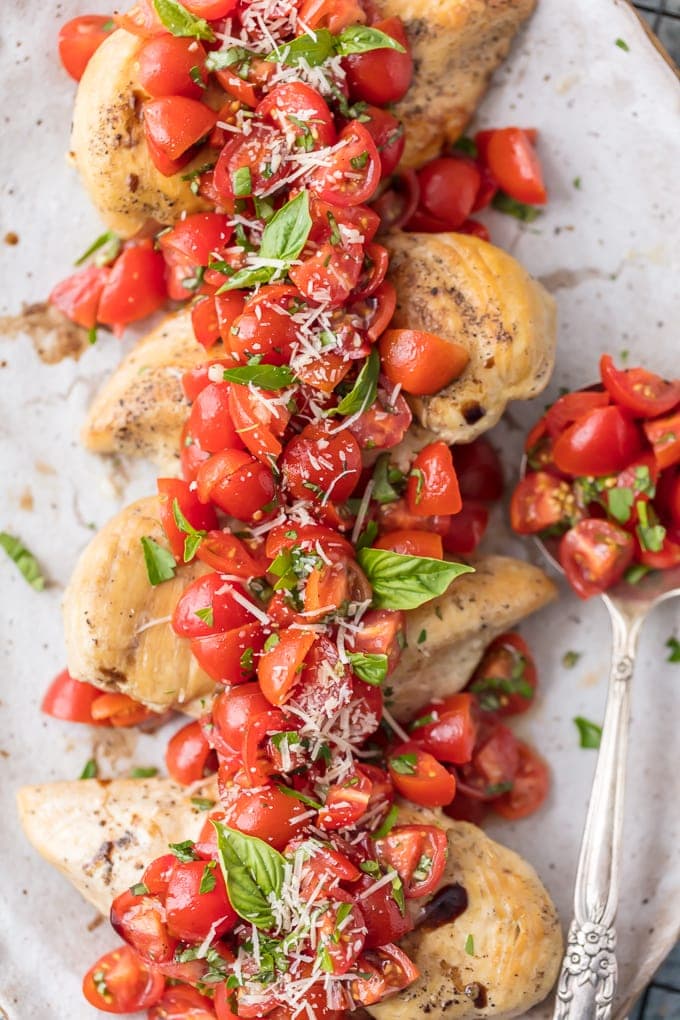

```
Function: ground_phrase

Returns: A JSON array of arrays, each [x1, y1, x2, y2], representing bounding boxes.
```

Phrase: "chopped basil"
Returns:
[[615, 37, 630, 52], [372, 803, 399, 839], [360, 859, 381, 877], [347, 651, 388, 686], [606, 486, 634, 524], [485, 781, 513, 796], [412, 854, 432, 882], [87, 327, 98, 345], [172, 498, 206, 562], [213, 823, 285, 929], [635, 500, 666, 553], [389, 752, 418, 775], [624, 563, 651, 585], [130, 882, 149, 896], [350, 150, 369, 170], [391, 873, 406, 914], [232, 166, 252, 198], [410, 712, 436, 731], [79, 758, 98, 780], [152, 0, 215, 40], [199, 862, 217, 894], [169, 840, 200, 862], [189, 65, 206, 89], [326, 211, 341, 246], [465, 933, 475, 956], [410, 467, 425, 504], [562, 650, 581, 669], [573, 176, 582, 189], [355, 520, 379, 551], [195, 606, 214, 626], [191, 796, 217, 811], [269, 28, 335, 67], [240, 646, 254, 671], [74, 230, 121, 267], [223, 363, 296, 390], [263, 632, 280, 652], [470, 661, 533, 712], [330, 348, 380, 418], [141, 536, 176, 586], [491, 191, 542, 222], [573, 716, 602, 750], [276, 785, 323, 810], [666, 637, 680, 663], [371, 454, 404, 505], [0, 532, 45, 590], [417, 629, 427, 645], [358, 547, 474, 611], [452, 136, 478, 158], [206, 45, 254, 73], [181, 265, 205, 292], [130, 766, 158, 779], [334, 24, 405, 56], [101, 18, 115, 31]]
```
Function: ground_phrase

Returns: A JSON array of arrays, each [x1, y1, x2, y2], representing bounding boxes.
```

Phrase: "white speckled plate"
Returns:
[[1, 1, 679, 1017]]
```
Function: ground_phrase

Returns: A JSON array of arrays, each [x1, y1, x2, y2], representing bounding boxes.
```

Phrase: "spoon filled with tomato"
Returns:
[[511, 355, 680, 1020]]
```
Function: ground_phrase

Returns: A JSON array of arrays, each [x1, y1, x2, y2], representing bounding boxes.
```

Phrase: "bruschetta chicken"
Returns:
[[17, 778, 562, 1019]]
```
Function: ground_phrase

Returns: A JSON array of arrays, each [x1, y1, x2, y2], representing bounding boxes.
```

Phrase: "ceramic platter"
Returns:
[[1, 0, 679, 1016]]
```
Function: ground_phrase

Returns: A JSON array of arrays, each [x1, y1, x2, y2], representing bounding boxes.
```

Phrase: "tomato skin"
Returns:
[[172, 574, 253, 639], [375, 825, 448, 898], [196, 530, 267, 578], [411, 693, 478, 764], [97, 243, 167, 328], [41, 669, 106, 724], [143, 96, 217, 162], [442, 501, 489, 555], [545, 389, 610, 439], [471, 722, 520, 791], [637, 533, 680, 570], [89, 692, 157, 728], [484, 127, 547, 205], [257, 629, 317, 706], [510, 472, 575, 534], [388, 742, 456, 807], [228, 384, 288, 463], [306, 121, 381, 207], [282, 421, 362, 503], [82, 945, 165, 1013], [362, 105, 405, 178], [644, 411, 680, 470], [469, 633, 538, 716], [560, 518, 634, 598], [166, 720, 216, 785], [600, 354, 680, 418], [197, 449, 276, 521], [220, 783, 309, 849], [407, 441, 462, 516], [191, 623, 266, 684], [138, 36, 207, 98], [355, 873, 414, 949], [110, 888, 176, 963], [257, 82, 336, 149], [493, 741, 550, 819], [352, 944, 419, 1005], [298, 0, 365, 33], [344, 17, 413, 105], [149, 985, 219, 1020], [165, 859, 237, 943], [49, 263, 110, 329], [158, 477, 218, 561], [453, 437, 504, 502], [58, 15, 113, 81], [375, 529, 443, 560], [417, 157, 481, 230], [187, 383, 243, 454], [379, 329, 469, 396], [114, 1, 165, 37], [553, 405, 643, 477]]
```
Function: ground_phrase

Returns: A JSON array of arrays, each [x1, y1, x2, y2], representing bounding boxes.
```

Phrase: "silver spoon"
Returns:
[[519, 457, 680, 1020]]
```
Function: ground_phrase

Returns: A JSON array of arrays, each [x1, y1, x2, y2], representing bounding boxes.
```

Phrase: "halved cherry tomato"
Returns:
[[417, 157, 481, 230], [553, 405, 643, 477], [441, 501, 489, 555], [355, 872, 414, 949], [211, 683, 272, 753], [196, 530, 267, 578], [165, 859, 237, 943], [150, 985, 219, 1020], [318, 767, 374, 829], [407, 441, 462, 516], [186, 383, 243, 454], [316, 898, 366, 975], [110, 888, 176, 963], [362, 105, 405, 178], [352, 944, 419, 1005], [197, 449, 276, 521], [469, 633, 537, 715], [138, 36, 208, 98], [49, 264, 110, 329], [213, 124, 285, 201], [372, 170, 420, 232], [349, 383, 412, 450], [172, 574, 252, 639], [600, 354, 680, 418], [510, 472, 575, 534], [298, 0, 365, 34], [306, 121, 381, 207], [90, 693, 157, 727], [257, 82, 336, 149], [82, 945, 165, 1013], [166, 720, 217, 785], [228, 382, 290, 463], [191, 296, 221, 349], [58, 15, 113, 81], [282, 421, 362, 503], [452, 437, 504, 502], [257, 629, 317, 706], [482, 127, 547, 205], [183, 0, 238, 17], [374, 529, 443, 559], [545, 389, 610, 439], [493, 741, 550, 819], [97, 243, 167, 328], [375, 824, 448, 898], [559, 518, 634, 598], [388, 742, 456, 807], [191, 622, 266, 684], [644, 411, 680, 470], [158, 477, 218, 561], [348, 608, 405, 675], [344, 17, 413, 105], [220, 782, 309, 849], [379, 329, 469, 396], [467, 722, 520, 794], [410, 693, 478, 764], [144, 97, 217, 162], [41, 669, 106, 724]]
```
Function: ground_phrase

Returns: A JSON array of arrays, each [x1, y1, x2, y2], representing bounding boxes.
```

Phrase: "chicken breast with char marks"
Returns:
[[17, 779, 561, 1018], [385, 231, 556, 444]]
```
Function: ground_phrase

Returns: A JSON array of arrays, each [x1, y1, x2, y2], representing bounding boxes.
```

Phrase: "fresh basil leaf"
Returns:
[[74, 230, 121, 267], [334, 25, 405, 56], [172, 498, 206, 562], [217, 264, 276, 293], [666, 636, 680, 663], [347, 652, 388, 686], [140, 537, 176, 586], [232, 166, 252, 198], [573, 716, 602, 750], [79, 758, 98, 780], [276, 785, 323, 810], [389, 752, 417, 775], [358, 547, 474, 611], [491, 191, 542, 222], [331, 348, 379, 417], [223, 364, 297, 390], [0, 532, 45, 591], [268, 28, 334, 67], [152, 0, 215, 40], [372, 803, 398, 839], [213, 823, 285, 929], [259, 190, 312, 263], [206, 45, 254, 72], [130, 766, 158, 779], [371, 454, 403, 504]]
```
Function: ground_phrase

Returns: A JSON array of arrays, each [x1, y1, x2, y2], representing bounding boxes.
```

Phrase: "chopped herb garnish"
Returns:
[[453, 136, 478, 158], [189, 65, 206, 89], [465, 933, 475, 956], [373, 803, 399, 838], [573, 716, 602, 750], [276, 785, 323, 810], [666, 637, 680, 663], [130, 766, 158, 779], [75, 230, 121, 267], [562, 650, 581, 669], [152, 0, 215, 40], [607, 486, 634, 524], [172, 498, 206, 562], [199, 862, 217, 894], [330, 348, 380, 418], [263, 632, 280, 652], [350, 150, 369, 170], [140, 536, 176, 586], [485, 781, 513, 797], [491, 191, 542, 222], [223, 363, 296, 390], [635, 500, 666, 553], [240, 646, 254, 671], [624, 563, 651, 585], [191, 796, 217, 811], [0, 532, 45, 590], [410, 712, 436, 731], [371, 454, 404, 505], [232, 165, 252, 198], [417, 629, 427, 645], [573, 176, 582, 189], [389, 752, 418, 775], [347, 651, 388, 686], [615, 38, 630, 51], [195, 606, 214, 626], [169, 840, 200, 862], [79, 758, 98, 780], [130, 882, 149, 896], [356, 520, 379, 551]]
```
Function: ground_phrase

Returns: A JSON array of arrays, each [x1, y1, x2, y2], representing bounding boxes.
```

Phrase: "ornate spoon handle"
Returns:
[[553, 599, 643, 1020]]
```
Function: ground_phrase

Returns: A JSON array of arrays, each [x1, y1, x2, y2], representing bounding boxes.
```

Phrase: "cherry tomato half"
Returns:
[[58, 15, 113, 81], [559, 518, 634, 598], [82, 945, 165, 1013], [379, 329, 469, 396]]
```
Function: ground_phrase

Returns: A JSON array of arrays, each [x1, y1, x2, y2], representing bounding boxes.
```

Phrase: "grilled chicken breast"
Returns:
[[17, 780, 561, 1017], [62, 496, 215, 712], [82, 309, 211, 473], [62, 495, 554, 715], [385, 231, 557, 444]]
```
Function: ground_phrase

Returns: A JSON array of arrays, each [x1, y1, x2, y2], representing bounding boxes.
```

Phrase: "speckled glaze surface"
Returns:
[[1, 1, 679, 1017]]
